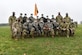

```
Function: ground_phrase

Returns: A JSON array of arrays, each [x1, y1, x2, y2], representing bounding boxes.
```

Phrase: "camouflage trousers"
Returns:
[[69, 28, 75, 36], [10, 25, 13, 38], [30, 28, 35, 38], [22, 29, 29, 38], [60, 28, 69, 38], [43, 28, 54, 38], [12, 27, 21, 39]]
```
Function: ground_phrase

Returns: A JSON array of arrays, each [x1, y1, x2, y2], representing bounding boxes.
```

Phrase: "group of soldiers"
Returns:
[[9, 12, 77, 40]]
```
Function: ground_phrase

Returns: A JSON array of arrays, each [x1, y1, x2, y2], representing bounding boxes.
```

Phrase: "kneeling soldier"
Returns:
[[43, 19, 54, 38], [12, 19, 22, 40], [60, 20, 69, 38]]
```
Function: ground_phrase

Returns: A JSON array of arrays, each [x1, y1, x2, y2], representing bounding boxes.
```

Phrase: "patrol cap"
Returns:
[[41, 14, 43, 16], [66, 13, 68, 15], [52, 15, 54, 17], [25, 13, 27, 15], [20, 13, 22, 15], [31, 13, 33, 15], [37, 16, 39, 18], [37, 16, 39, 17], [12, 12, 15, 13], [66, 13, 68, 17], [46, 15, 48, 17], [58, 12, 60, 15], [71, 19, 73, 21]]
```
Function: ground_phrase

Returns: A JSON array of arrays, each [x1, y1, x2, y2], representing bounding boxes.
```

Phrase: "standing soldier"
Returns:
[[46, 15, 49, 20], [22, 13, 28, 24], [64, 13, 71, 24], [18, 13, 23, 36], [18, 13, 23, 23], [36, 16, 39, 22], [29, 14, 35, 23], [40, 14, 47, 23], [9, 12, 16, 38], [56, 12, 63, 24], [51, 15, 55, 22]]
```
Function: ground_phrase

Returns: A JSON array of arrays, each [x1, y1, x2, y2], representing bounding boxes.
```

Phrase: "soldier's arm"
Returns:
[[23, 23, 27, 29], [56, 16, 58, 22], [9, 16, 12, 25], [61, 16, 63, 21]]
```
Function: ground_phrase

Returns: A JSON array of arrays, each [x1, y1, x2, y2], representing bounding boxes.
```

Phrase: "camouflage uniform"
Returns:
[[29, 14, 35, 23], [22, 14, 28, 24], [64, 17, 71, 24], [56, 12, 63, 24], [52, 20, 59, 36], [12, 20, 22, 40], [27, 21, 35, 38], [60, 21, 69, 38], [40, 14, 47, 23], [43, 20, 54, 37], [74, 22, 78, 28], [59, 13, 71, 37], [22, 21, 30, 38], [51, 15, 55, 22], [9, 16, 16, 26], [69, 22, 75, 36], [18, 13, 23, 23], [9, 12, 16, 38], [18, 13, 23, 36], [32, 19, 41, 36], [38, 20, 44, 36]]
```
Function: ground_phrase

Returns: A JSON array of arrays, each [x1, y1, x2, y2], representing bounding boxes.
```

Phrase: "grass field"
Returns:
[[0, 25, 82, 55]]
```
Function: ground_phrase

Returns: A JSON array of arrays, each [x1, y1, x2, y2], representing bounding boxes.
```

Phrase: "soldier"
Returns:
[[36, 16, 39, 22], [46, 15, 49, 20], [63, 13, 71, 36], [12, 19, 22, 40], [18, 13, 23, 23], [38, 19, 44, 36], [51, 15, 55, 22], [9, 12, 16, 38], [64, 13, 71, 24], [40, 14, 47, 23], [56, 12, 63, 24], [22, 13, 28, 24], [18, 13, 23, 35], [52, 18, 59, 36], [32, 19, 40, 36], [69, 22, 75, 36], [27, 20, 35, 38], [36, 16, 39, 19], [60, 20, 69, 38], [22, 19, 30, 38], [74, 21, 78, 28], [43, 19, 54, 38], [29, 14, 35, 23]]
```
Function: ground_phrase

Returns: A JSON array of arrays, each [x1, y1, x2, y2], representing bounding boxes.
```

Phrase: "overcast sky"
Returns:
[[0, 0, 82, 23]]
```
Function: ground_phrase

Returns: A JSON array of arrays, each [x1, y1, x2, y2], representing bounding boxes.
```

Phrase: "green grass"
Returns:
[[0, 25, 82, 55]]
